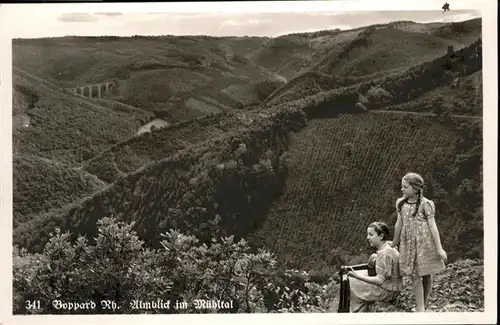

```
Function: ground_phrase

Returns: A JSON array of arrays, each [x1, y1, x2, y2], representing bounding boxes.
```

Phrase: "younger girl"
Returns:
[[390, 172, 447, 312], [346, 221, 403, 312]]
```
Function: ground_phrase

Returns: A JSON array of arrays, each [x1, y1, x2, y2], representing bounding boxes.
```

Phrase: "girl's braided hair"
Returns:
[[397, 172, 424, 217]]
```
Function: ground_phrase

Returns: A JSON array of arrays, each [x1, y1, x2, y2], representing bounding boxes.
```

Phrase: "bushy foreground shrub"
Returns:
[[13, 216, 484, 315], [13, 217, 339, 315]]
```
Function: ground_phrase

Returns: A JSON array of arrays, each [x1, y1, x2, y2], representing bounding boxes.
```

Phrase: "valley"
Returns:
[[12, 17, 483, 297]]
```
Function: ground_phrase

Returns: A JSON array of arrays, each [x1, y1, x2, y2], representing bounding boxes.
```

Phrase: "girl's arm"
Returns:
[[392, 198, 404, 246], [392, 215, 402, 246], [348, 253, 392, 286], [424, 200, 446, 259], [342, 263, 368, 270], [348, 271, 385, 286], [427, 217, 444, 250]]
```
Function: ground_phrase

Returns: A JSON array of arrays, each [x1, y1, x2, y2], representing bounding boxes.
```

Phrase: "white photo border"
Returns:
[[1, 1, 497, 324]]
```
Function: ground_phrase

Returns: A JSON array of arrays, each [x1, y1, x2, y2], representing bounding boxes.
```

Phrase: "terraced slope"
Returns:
[[248, 113, 460, 270]]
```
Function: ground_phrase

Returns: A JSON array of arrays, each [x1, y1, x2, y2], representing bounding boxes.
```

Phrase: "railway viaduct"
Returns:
[[67, 81, 117, 99]]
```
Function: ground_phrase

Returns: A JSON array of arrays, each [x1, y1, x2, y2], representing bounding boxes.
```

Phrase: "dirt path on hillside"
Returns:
[[369, 109, 482, 120]]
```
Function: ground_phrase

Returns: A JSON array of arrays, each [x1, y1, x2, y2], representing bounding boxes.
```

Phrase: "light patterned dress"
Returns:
[[398, 196, 446, 277], [349, 244, 403, 312]]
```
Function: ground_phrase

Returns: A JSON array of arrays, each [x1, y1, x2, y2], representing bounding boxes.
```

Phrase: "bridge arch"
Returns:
[[67, 81, 117, 99], [91, 85, 99, 98], [82, 86, 90, 97]]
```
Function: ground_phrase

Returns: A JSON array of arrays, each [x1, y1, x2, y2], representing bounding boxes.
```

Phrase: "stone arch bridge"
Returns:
[[66, 81, 117, 99]]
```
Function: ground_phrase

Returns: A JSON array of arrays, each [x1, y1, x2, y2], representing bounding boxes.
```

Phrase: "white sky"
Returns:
[[0, 1, 484, 38]]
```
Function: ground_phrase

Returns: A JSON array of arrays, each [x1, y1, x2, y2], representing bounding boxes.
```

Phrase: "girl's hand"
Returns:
[[347, 267, 356, 278], [437, 248, 447, 263], [388, 241, 398, 248]]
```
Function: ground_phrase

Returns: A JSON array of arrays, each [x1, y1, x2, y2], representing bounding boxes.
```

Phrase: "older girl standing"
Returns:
[[391, 172, 447, 312]]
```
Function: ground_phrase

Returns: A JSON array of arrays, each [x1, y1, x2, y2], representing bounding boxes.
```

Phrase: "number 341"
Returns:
[[26, 300, 41, 310]]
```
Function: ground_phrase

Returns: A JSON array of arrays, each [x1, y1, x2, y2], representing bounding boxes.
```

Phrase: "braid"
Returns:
[[412, 190, 422, 217], [397, 197, 408, 214]]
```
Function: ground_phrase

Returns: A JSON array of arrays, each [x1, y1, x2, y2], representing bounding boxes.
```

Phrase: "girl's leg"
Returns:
[[423, 275, 433, 309], [412, 275, 425, 312], [351, 301, 371, 313]]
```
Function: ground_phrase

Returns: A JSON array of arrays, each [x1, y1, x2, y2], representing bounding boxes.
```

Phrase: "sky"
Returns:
[[0, 1, 483, 39]]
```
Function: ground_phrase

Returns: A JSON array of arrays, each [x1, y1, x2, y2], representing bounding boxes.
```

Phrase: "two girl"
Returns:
[[346, 172, 447, 313]]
